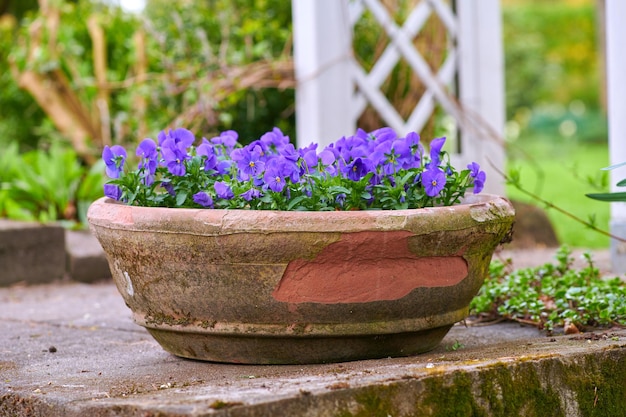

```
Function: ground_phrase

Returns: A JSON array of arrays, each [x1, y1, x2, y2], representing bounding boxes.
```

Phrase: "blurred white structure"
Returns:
[[605, 0, 626, 272], [118, 0, 146, 13], [292, 0, 505, 196]]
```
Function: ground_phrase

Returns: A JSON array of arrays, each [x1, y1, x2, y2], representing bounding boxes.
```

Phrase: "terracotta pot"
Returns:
[[87, 194, 514, 364]]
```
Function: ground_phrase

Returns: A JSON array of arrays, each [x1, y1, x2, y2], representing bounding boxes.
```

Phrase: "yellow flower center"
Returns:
[[249, 161, 255, 168], [431, 180, 437, 186]]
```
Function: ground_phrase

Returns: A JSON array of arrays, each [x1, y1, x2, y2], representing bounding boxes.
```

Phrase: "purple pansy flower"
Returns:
[[263, 159, 287, 192], [371, 140, 402, 175], [240, 188, 262, 201], [260, 127, 290, 151], [210, 130, 238, 149], [193, 191, 213, 207], [136, 138, 158, 185], [104, 184, 122, 201], [428, 137, 446, 167], [232, 145, 266, 179], [467, 162, 486, 194], [214, 181, 234, 200], [157, 128, 195, 148], [196, 142, 218, 171], [396, 132, 423, 169], [161, 139, 190, 176], [342, 157, 371, 181], [422, 167, 446, 197], [162, 182, 176, 196], [102, 145, 127, 178]]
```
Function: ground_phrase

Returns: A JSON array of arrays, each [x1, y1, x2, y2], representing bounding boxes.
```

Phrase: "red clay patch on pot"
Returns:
[[272, 231, 468, 304]]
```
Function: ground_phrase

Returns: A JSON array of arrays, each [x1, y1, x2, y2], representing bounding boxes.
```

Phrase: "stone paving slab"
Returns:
[[1, 280, 625, 416]]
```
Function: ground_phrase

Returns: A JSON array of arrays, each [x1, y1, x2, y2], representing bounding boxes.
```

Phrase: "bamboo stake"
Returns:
[[87, 15, 111, 147], [133, 28, 148, 140]]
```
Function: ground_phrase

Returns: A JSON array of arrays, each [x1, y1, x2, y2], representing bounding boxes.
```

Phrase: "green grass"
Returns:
[[505, 135, 610, 248]]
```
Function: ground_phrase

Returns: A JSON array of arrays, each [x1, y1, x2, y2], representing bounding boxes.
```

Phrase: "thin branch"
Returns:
[[491, 163, 626, 243]]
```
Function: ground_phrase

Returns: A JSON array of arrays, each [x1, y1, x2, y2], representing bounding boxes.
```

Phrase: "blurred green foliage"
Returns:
[[1, 0, 294, 153], [0, 144, 105, 226], [0, 15, 45, 150], [138, 0, 294, 142], [0, 0, 293, 225], [503, 1, 606, 142]]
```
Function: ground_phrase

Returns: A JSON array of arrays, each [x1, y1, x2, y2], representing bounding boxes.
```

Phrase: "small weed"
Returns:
[[446, 340, 465, 351], [471, 246, 626, 332]]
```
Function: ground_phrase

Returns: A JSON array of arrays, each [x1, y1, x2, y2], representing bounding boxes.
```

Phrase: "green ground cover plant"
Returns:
[[472, 246, 626, 333]]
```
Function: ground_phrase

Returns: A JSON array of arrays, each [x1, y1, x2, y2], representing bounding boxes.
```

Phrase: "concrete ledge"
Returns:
[[1, 282, 624, 417], [0, 220, 111, 285], [0, 219, 65, 286], [65, 230, 111, 283]]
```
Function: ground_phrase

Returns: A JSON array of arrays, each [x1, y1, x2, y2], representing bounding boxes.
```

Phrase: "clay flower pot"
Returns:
[[88, 194, 514, 364]]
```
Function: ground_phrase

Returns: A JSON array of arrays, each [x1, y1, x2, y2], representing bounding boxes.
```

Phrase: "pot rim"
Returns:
[[87, 194, 514, 235]]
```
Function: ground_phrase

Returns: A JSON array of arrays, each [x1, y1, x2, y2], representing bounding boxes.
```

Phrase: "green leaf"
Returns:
[[327, 186, 351, 195], [176, 191, 189, 206], [586, 192, 626, 202], [286, 195, 308, 211], [602, 161, 626, 170]]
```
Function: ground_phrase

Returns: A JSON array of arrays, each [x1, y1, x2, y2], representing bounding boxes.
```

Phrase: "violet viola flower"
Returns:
[[371, 140, 401, 175], [215, 181, 234, 200], [210, 130, 238, 148], [102, 145, 127, 178], [279, 142, 300, 163], [136, 139, 158, 172], [192, 191, 213, 207], [232, 145, 266, 180], [240, 188, 262, 201], [196, 142, 218, 171], [342, 157, 371, 181], [263, 159, 288, 192], [157, 128, 195, 148], [136, 138, 158, 185], [215, 160, 233, 175], [162, 182, 176, 196], [468, 162, 487, 194], [161, 139, 190, 176], [370, 127, 397, 142], [428, 137, 446, 167], [260, 127, 290, 151], [104, 184, 122, 201], [396, 132, 422, 169], [303, 149, 319, 172], [422, 167, 447, 197]]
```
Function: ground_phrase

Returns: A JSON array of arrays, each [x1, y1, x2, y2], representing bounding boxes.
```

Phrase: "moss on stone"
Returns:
[[335, 349, 626, 417]]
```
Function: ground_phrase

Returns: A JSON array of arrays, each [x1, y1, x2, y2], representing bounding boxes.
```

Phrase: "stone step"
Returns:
[[0, 281, 624, 417]]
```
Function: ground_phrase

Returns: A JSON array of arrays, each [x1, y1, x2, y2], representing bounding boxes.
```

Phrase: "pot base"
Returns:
[[145, 325, 453, 364]]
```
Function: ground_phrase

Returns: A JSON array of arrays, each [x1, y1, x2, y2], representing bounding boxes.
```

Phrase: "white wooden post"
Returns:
[[455, 0, 506, 196], [292, 0, 355, 148], [605, 0, 626, 272]]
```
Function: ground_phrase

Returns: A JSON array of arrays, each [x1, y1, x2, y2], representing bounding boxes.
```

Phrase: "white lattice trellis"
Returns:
[[293, 0, 505, 195], [349, 0, 461, 135]]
